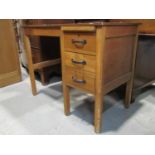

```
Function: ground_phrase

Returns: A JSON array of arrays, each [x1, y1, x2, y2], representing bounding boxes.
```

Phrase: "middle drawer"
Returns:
[[64, 51, 96, 73]]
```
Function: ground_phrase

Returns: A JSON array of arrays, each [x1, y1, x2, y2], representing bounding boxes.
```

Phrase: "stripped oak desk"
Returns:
[[23, 23, 139, 133]]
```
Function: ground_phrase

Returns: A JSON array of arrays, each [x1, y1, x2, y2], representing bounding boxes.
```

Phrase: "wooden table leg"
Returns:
[[24, 35, 37, 95], [125, 80, 133, 108], [40, 69, 49, 85], [63, 84, 70, 115], [94, 27, 105, 133], [94, 94, 103, 133], [125, 32, 139, 108]]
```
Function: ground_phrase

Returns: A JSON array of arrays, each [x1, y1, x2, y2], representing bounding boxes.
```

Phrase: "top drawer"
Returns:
[[64, 32, 96, 54]]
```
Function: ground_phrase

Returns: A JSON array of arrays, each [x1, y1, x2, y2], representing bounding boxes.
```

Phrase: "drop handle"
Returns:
[[71, 59, 86, 65], [72, 76, 86, 84], [72, 39, 87, 46]]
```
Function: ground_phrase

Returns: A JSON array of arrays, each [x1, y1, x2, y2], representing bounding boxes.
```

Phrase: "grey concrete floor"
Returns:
[[0, 67, 155, 134]]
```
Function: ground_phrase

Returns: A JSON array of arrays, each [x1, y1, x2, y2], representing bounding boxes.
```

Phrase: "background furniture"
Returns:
[[22, 20, 74, 85], [23, 24, 62, 95], [110, 19, 155, 99], [110, 19, 155, 34], [133, 35, 155, 98], [61, 22, 139, 133], [0, 20, 21, 87]]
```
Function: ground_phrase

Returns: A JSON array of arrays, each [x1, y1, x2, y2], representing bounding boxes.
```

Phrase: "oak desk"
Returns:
[[23, 23, 139, 133]]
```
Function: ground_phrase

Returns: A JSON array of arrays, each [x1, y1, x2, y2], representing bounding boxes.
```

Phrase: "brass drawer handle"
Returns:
[[72, 76, 86, 84], [71, 59, 86, 65], [72, 39, 87, 46]]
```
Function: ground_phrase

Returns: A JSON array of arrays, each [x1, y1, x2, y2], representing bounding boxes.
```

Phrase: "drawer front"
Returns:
[[64, 67, 95, 93], [64, 32, 96, 54], [64, 52, 96, 73]]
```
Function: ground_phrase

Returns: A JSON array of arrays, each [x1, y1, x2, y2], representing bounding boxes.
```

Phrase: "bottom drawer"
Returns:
[[64, 67, 95, 93]]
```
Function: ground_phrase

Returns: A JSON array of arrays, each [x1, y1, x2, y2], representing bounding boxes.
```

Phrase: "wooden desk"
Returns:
[[23, 23, 139, 133], [61, 23, 139, 133], [23, 25, 62, 95]]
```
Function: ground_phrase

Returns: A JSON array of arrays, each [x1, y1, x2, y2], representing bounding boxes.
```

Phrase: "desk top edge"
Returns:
[[22, 22, 140, 29]]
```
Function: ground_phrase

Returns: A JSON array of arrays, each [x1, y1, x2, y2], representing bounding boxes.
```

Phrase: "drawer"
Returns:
[[64, 52, 96, 73], [64, 67, 95, 93], [64, 32, 96, 54]]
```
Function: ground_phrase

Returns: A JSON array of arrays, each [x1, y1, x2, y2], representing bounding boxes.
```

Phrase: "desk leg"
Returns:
[[40, 69, 48, 85], [125, 32, 138, 108], [63, 84, 70, 115], [94, 94, 103, 133], [94, 27, 105, 133], [125, 80, 133, 108], [24, 35, 37, 96]]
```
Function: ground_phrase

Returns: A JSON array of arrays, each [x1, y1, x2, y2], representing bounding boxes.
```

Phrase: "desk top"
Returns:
[[23, 22, 140, 37], [22, 22, 140, 29]]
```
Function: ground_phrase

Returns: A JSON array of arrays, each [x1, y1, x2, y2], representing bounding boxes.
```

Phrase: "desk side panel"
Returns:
[[103, 26, 138, 93]]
